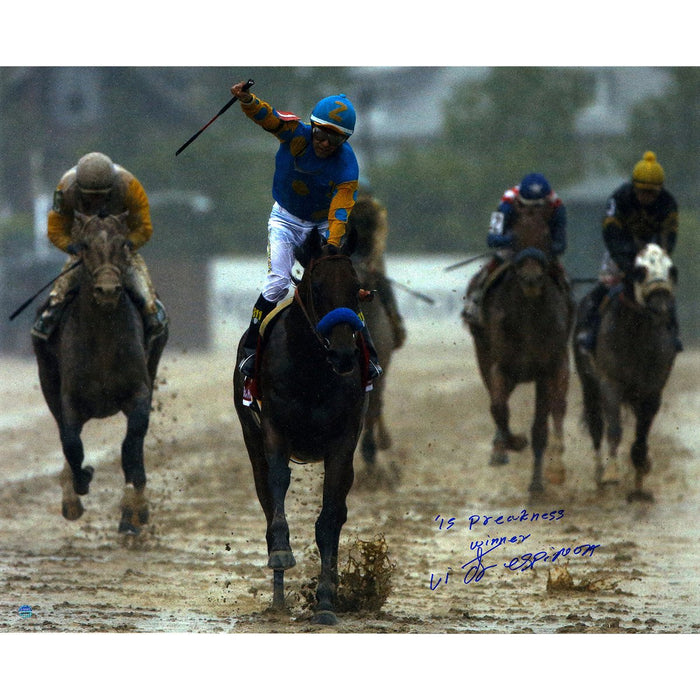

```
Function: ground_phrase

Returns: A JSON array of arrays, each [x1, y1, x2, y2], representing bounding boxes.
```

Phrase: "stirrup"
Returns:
[[238, 351, 256, 378], [368, 359, 383, 380], [31, 307, 60, 340]]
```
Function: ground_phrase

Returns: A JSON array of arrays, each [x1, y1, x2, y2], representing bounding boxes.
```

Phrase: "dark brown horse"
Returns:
[[465, 206, 575, 493], [32, 212, 168, 534], [348, 196, 402, 487], [573, 243, 678, 502], [233, 229, 368, 625]]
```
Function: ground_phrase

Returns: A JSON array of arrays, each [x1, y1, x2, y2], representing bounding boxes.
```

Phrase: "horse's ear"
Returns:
[[294, 227, 324, 268]]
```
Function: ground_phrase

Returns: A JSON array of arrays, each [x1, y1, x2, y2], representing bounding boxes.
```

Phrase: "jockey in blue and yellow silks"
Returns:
[[230, 80, 382, 381]]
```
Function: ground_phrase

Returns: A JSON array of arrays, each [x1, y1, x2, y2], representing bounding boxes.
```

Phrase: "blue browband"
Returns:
[[316, 307, 365, 337]]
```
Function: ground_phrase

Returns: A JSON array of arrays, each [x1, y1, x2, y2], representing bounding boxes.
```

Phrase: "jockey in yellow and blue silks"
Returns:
[[230, 80, 382, 381]]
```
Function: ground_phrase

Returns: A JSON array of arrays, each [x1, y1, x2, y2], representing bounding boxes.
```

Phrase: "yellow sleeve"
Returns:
[[327, 181, 359, 247], [47, 208, 73, 252], [124, 177, 153, 249]]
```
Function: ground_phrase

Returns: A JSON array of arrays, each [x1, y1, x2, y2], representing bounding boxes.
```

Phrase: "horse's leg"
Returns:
[[360, 393, 379, 467], [489, 368, 527, 465], [260, 424, 295, 610], [599, 380, 623, 485], [577, 356, 605, 485], [58, 405, 94, 520], [118, 394, 151, 535], [627, 394, 660, 503], [377, 414, 392, 451], [59, 461, 84, 520], [313, 449, 354, 626], [528, 378, 550, 494], [544, 359, 569, 486]]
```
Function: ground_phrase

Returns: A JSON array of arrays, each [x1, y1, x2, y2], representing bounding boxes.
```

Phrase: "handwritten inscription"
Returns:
[[434, 508, 566, 531], [429, 508, 599, 590]]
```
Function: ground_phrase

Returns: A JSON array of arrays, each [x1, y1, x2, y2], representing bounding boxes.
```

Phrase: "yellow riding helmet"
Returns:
[[632, 151, 665, 190], [76, 152, 116, 194]]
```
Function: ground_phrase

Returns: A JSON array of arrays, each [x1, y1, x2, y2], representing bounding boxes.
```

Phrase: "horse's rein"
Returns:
[[294, 254, 360, 350]]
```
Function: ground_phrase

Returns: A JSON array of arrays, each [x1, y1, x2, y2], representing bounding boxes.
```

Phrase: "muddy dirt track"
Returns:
[[1, 319, 698, 648]]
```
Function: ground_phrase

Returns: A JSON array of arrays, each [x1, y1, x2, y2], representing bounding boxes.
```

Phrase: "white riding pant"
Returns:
[[262, 202, 329, 304]]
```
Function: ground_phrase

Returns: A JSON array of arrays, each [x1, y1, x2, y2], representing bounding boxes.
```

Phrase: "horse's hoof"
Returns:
[[311, 610, 338, 626], [137, 508, 149, 525], [62, 500, 84, 521], [528, 481, 545, 495], [490, 452, 509, 466], [118, 508, 142, 535], [600, 463, 621, 485], [627, 490, 654, 503], [508, 435, 529, 452], [118, 521, 141, 535], [268, 550, 296, 570]]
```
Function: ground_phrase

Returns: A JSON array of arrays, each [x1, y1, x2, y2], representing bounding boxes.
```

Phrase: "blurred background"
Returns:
[[1, 66, 698, 352]]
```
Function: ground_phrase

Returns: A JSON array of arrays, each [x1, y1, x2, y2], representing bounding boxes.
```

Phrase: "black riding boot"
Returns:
[[361, 324, 383, 380], [31, 298, 67, 340], [239, 294, 277, 377], [143, 299, 168, 344]]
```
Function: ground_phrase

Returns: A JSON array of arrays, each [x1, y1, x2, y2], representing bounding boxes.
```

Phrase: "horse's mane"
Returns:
[[347, 196, 387, 266]]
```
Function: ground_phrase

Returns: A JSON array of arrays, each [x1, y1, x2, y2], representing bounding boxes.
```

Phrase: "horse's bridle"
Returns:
[[294, 254, 363, 351], [73, 214, 128, 285]]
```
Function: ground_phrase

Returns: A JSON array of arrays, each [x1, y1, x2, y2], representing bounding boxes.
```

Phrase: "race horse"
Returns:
[[465, 206, 575, 494], [573, 243, 678, 502], [32, 212, 168, 534], [348, 196, 402, 487], [233, 229, 369, 625]]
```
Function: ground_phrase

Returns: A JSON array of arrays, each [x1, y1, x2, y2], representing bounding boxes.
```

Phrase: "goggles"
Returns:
[[312, 125, 347, 148], [517, 195, 546, 207]]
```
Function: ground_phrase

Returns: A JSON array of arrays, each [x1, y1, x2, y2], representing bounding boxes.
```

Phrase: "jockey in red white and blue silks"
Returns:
[[487, 173, 567, 258], [462, 172, 567, 326]]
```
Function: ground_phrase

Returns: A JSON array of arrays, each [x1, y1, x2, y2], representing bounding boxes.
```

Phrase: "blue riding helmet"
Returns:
[[518, 173, 551, 203], [310, 94, 356, 137]]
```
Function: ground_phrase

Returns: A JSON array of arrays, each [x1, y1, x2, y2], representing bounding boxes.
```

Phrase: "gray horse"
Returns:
[[33, 212, 167, 534]]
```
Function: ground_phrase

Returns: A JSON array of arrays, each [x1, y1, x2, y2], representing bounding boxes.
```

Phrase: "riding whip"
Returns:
[[8, 259, 83, 321], [443, 252, 491, 272], [175, 78, 254, 156], [388, 278, 435, 305]]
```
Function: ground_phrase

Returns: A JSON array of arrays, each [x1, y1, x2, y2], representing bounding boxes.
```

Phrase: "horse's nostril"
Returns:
[[327, 349, 355, 375]]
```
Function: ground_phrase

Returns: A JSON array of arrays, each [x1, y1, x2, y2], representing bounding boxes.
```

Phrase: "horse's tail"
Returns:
[[573, 344, 603, 450]]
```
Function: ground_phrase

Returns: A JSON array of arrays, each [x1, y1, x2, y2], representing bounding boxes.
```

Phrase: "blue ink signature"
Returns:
[[429, 540, 600, 590]]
